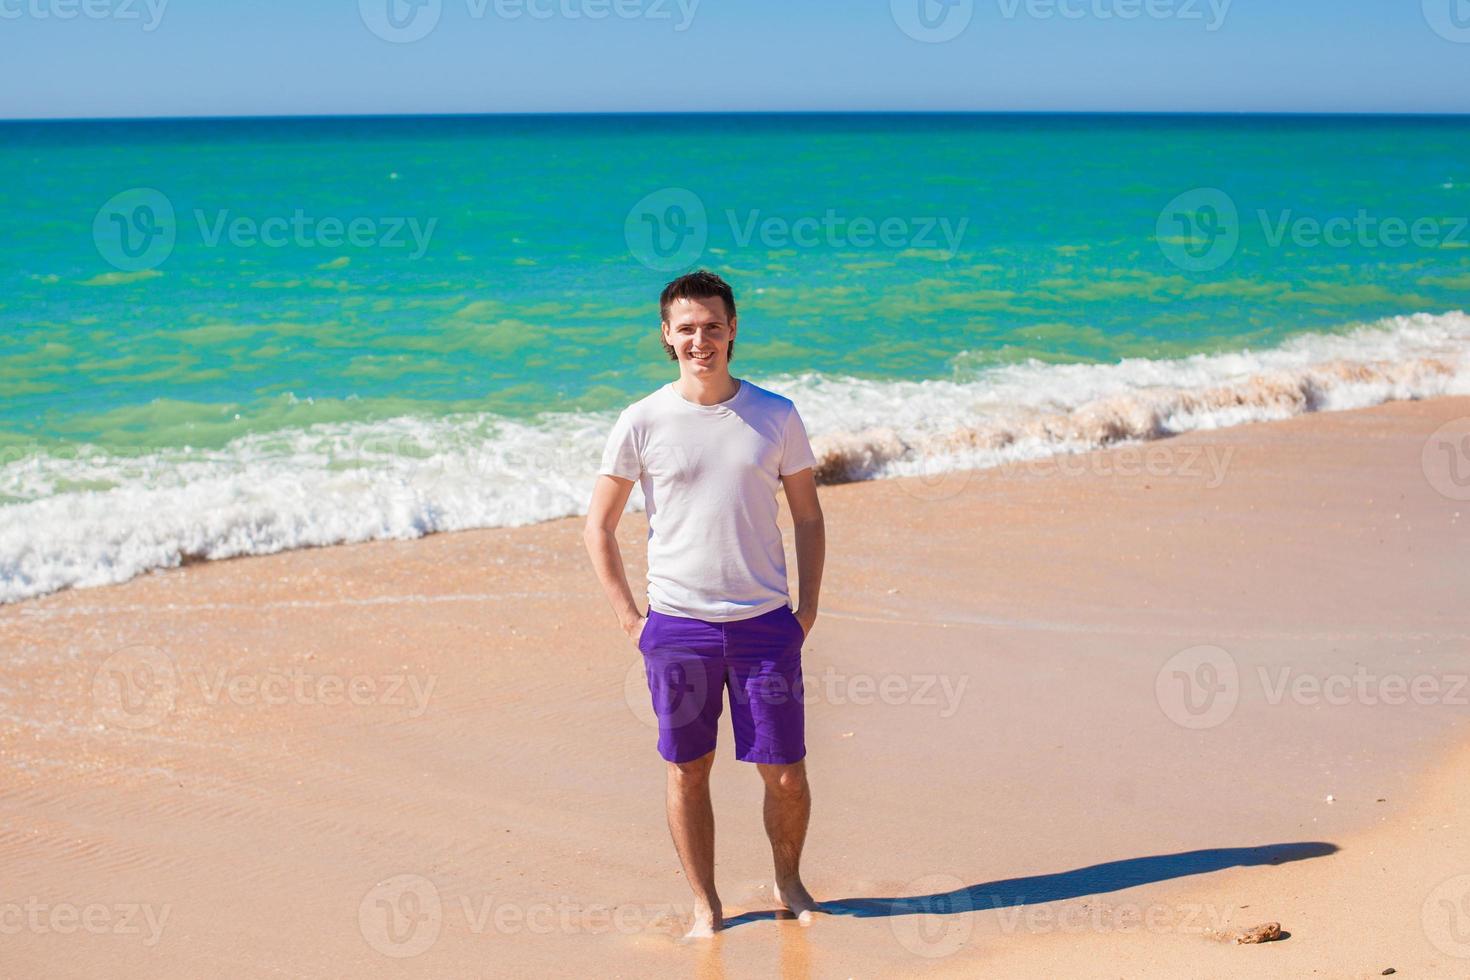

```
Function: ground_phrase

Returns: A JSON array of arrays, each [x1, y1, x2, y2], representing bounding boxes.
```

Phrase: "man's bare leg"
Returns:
[[757, 760, 819, 922], [666, 750, 722, 937]]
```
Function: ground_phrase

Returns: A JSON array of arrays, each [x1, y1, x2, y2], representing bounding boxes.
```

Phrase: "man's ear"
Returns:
[[728, 315, 737, 342]]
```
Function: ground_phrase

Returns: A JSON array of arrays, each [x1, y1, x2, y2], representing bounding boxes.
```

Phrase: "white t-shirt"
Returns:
[[597, 378, 818, 623]]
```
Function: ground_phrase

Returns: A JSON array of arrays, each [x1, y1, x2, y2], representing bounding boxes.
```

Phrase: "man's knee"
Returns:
[[668, 751, 716, 785], [759, 762, 808, 799]]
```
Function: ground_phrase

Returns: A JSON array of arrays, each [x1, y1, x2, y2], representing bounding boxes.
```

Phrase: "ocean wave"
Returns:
[[2, 310, 1467, 605], [795, 310, 1470, 483]]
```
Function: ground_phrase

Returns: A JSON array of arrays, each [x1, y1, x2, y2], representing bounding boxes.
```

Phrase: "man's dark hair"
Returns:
[[659, 270, 736, 363]]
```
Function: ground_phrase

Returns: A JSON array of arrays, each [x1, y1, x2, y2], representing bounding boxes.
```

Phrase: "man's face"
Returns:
[[663, 296, 736, 376]]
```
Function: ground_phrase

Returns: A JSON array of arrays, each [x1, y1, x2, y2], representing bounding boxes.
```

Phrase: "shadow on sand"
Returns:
[[723, 841, 1339, 928]]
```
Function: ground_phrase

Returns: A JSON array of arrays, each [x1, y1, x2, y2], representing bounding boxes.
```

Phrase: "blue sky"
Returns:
[[2, 0, 1469, 118]]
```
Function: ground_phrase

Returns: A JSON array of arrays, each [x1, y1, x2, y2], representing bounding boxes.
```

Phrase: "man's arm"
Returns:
[[780, 466, 825, 635], [583, 474, 644, 640]]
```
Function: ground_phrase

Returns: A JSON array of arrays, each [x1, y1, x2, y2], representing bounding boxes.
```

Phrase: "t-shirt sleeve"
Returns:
[[597, 410, 642, 482], [778, 403, 818, 476]]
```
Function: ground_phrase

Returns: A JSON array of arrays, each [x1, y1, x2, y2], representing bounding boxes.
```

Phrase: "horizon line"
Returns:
[[5, 108, 1470, 125]]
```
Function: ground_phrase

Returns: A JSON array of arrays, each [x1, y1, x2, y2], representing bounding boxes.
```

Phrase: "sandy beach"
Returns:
[[3, 395, 1468, 978]]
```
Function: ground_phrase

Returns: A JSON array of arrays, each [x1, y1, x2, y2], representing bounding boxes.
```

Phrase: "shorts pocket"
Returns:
[[786, 606, 805, 642]]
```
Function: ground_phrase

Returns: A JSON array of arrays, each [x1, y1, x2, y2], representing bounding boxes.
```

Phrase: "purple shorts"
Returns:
[[637, 604, 806, 765]]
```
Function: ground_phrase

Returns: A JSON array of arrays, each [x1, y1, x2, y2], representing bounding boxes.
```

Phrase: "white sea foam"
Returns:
[[2, 311, 1466, 605], [788, 310, 1470, 483]]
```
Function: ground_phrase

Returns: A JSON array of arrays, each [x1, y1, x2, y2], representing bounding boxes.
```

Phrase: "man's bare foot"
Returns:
[[683, 899, 723, 939], [774, 877, 820, 925]]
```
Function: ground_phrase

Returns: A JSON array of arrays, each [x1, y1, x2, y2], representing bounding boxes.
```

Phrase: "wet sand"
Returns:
[[2, 396, 1468, 978]]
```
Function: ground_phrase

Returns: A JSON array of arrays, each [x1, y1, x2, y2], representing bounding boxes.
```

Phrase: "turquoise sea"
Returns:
[[3, 113, 1468, 602]]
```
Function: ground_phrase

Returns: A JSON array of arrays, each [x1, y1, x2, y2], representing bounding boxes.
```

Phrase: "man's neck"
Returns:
[[674, 372, 740, 407]]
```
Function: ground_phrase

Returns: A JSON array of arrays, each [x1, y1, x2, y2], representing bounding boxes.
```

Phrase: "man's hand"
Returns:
[[794, 606, 816, 639], [626, 614, 648, 648]]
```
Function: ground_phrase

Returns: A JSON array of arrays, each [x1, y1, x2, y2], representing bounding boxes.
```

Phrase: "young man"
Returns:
[[583, 270, 826, 938]]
